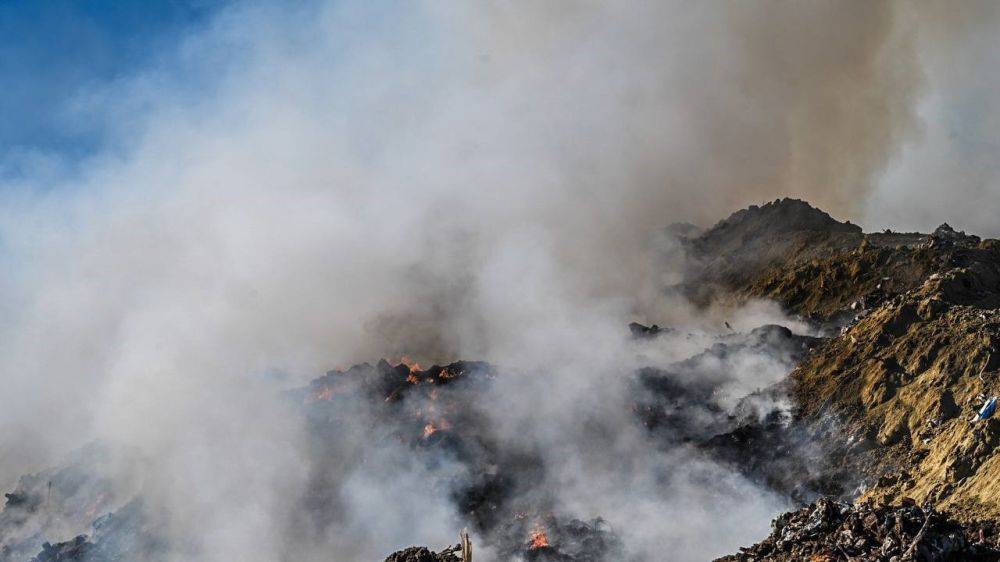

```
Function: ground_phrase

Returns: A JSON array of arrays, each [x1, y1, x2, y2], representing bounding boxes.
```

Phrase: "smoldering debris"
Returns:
[[3, 318, 825, 562], [27, 500, 165, 562], [632, 324, 822, 443], [495, 515, 623, 562], [382, 517, 622, 562], [0, 444, 143, 562], [715, 498, 1000, 562], [297, 321, 830, 558]]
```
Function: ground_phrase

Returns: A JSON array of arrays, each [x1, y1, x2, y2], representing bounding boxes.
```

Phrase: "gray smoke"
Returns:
[[0, 1, 994, 560], [864, 1, 1000, 236]]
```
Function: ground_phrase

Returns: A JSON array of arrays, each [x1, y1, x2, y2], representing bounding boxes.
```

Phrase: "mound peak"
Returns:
[[704, 198, 861, 241]]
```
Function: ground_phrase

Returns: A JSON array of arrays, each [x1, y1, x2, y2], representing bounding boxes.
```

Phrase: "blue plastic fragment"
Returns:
[[976, 396, 998, 421]]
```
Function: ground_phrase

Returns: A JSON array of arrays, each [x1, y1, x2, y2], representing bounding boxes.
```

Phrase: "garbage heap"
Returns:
[[715, 498, 1000, 562]]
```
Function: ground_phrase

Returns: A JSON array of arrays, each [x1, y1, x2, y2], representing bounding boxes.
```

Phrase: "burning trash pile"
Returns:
[[382, 517, 622, 562], [307, 357, 631, 560], [383, 531, 471, 562], [1, 317, 839, 561], [716, 498, 1000, 562], [496, 515, 623, 562]]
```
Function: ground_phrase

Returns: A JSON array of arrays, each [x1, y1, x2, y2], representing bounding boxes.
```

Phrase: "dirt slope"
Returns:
[[703, 200, 1000, 558], [790, 241, 1000, 522]]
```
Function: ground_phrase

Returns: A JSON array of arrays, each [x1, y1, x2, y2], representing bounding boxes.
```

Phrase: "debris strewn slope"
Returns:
[[700, 200, 1000, 557]]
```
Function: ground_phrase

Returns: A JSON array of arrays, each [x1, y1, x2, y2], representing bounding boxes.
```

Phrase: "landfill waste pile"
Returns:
[[715, 498, 1000, 562], [6, 198, 1000, 561]]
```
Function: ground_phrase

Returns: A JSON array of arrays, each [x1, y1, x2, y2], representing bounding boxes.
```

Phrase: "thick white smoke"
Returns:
[[0, 1, 994, 561]]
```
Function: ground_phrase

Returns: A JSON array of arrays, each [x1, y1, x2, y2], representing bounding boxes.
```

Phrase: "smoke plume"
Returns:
[[0, 1, 995, 561]]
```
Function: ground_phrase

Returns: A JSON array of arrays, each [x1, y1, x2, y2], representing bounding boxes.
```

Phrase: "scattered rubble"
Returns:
[[716, 498, 1000, 562], [23, 500, 164, 562], [382, 545, 462, 562], [928, 223, 981, 249]]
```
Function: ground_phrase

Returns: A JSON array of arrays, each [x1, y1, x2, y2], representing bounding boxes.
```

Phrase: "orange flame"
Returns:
[[398, 356, 423, 372], [422, 418, 451, 439], [423, 423, 437, 439], [528, 526, 550, 550]]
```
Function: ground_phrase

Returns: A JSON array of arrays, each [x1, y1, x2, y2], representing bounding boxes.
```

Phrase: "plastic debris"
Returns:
[[976, 396, 998, 421]]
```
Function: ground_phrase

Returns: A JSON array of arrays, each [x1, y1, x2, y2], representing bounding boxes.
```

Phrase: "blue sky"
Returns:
[[0, 0, 226, 164]]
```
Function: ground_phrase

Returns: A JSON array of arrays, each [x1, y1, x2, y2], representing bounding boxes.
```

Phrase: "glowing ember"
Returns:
[[398, 356, 423, 372], [423, 422, 437, 439], [422, 418, 451, 438], [528, 526, 550, 550]]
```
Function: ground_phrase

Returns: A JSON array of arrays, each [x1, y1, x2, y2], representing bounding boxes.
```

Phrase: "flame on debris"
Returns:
[[422, 418, 451, 439], [528, 526, 550, 550], [307, 379, 354, 403], [423, 423, 437, 439], [398, 356, 422, 371], [396, 356, 423, 384]]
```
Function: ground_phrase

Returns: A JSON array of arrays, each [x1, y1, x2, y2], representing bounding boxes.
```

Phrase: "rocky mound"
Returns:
[[715, 498, 1000, 562], [693, 198, 862, 257], [680, 198, 987, 324], [682, 198, 865, 312]]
